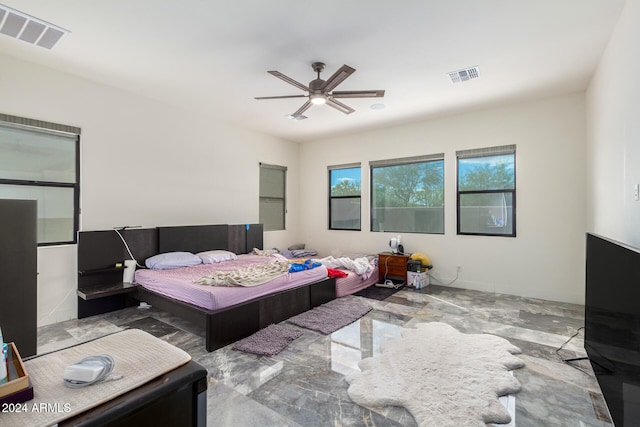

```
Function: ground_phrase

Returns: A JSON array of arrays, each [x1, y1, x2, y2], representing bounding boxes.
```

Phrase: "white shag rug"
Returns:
[[346, 322, 525, 427]]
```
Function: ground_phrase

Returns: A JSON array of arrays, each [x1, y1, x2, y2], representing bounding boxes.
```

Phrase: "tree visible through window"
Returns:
[[457, 146, 515, 236], [370, 155, 444, 234], [329, 165, 361, 230]]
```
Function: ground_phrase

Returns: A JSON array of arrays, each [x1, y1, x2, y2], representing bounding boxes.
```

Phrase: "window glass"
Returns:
[[259, 164, 286, 231], [0, 116, 79, 245], [329, 166, 361, 230], [457, 150, 515, 236], [0, 126, 76, 183], [459, 192, 514, 236], [0, 185, 75, 244], [330, 167, 361, 197], [458, 154, 515, 191], [371, 159, 444, 234]]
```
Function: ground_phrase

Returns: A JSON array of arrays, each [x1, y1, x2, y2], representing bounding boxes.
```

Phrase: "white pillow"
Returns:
[[197, 250, 237, 264], [145, 252, 202, 270]]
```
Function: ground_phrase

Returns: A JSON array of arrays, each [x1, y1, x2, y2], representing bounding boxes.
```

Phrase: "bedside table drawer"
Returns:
[[384, 264, 406, 276], [378, 252, 409, 284], [382, 256, 407, 269]]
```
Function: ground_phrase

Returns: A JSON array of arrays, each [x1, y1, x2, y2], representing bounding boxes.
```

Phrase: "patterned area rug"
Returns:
[[287, 297, 373, 334], [346, 322, 525, 427], [232, 324, 303, 356]]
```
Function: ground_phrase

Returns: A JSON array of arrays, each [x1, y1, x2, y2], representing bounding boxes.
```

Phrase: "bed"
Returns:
[[76, 224, 336, 352], [315, 255, 379, 297], [274, 247, 380, 297], [134, 254, 329, 311], [333, 266, 379, 297]]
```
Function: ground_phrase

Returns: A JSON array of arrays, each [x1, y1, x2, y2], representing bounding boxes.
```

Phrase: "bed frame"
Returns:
[[77, 224, 336, 351]]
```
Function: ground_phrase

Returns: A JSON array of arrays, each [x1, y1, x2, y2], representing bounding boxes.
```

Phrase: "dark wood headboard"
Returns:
[[77, 228, 158, 274], [157, 223, 263, 255], [76, 223, 262, 318], [78, 223, 263, 273]]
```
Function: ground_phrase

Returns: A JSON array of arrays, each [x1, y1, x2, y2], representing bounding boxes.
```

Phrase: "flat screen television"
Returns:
[[585, 233, 640, 426]]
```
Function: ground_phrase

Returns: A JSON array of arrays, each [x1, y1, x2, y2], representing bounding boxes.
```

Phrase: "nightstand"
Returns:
[[378, 252, 410, 286]]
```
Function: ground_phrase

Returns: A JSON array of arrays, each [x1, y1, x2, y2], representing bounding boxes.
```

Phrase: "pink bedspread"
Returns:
[[135, 254, 328, 311], [335, 265, 379, 297]]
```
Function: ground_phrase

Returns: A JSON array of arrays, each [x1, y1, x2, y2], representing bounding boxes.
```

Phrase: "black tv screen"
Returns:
[[585, 233, 640, 426]]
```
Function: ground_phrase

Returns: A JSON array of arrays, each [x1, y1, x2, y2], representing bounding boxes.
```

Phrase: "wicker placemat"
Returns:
[[0, 329, 191, 427]]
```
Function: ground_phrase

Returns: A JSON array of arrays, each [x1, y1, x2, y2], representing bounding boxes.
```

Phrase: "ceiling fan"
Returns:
[[255, 62, 385, 119]]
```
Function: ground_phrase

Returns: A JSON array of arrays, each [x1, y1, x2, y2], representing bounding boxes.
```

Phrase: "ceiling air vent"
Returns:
[[448, 66, 480, 84], [0, 4, 69, 49]]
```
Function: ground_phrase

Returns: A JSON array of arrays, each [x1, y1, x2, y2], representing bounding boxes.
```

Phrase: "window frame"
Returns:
[[456, 145, 516, 237], [0, 114, 80, 246], [328, 163, 362, 231], [369, 153, 445, 235], [259, 162, 287, 231]]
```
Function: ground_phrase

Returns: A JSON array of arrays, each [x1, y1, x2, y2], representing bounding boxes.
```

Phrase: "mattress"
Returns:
[[335, 265, 379, 297], [134, 254, 328, 311]]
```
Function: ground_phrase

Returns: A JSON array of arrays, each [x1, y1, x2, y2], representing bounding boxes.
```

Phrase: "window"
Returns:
[[329, 164, 361, 230], [259, 163, 286, 231], [0, 114, 80, 245], [370, 154, 444, 234], [457, 145, 515, 237]]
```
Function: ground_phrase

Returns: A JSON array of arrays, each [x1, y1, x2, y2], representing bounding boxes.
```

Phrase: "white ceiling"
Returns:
[[0, 0, 626, 143]]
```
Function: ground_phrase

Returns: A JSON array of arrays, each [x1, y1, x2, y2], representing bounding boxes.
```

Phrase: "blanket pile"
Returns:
[[194, 261, 290, 287], [316, 256, 374, 279]]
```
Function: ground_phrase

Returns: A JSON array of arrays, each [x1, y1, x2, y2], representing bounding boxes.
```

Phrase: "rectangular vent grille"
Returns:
[[0, 4, 69, 49], [448, 66, 480, 84]]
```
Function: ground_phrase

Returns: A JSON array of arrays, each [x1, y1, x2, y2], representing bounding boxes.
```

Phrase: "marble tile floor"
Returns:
[[36, 285, 613, 426]]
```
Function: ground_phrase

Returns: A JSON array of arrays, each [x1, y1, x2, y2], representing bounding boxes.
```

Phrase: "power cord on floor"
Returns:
[[555, 327, 590, 375]]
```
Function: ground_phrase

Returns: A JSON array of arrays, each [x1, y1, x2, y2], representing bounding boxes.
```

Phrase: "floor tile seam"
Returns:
[[362, 298, 442, 318], [437, 316, 586, 353]]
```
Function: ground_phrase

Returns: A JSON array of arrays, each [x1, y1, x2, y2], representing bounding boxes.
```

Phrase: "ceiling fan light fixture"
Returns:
[[256, 62, 385, 118], [309, 93, 327, 105]]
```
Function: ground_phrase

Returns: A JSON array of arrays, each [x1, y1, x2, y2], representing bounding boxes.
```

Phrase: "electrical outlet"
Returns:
[[634, 184, 639, 201]]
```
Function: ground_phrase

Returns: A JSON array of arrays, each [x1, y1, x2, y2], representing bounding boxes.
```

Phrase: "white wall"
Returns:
[[1, 54, 300, 325], [300, 93, 587, 304], [586, 0, 640, 248], [9, 0, 634, 320]]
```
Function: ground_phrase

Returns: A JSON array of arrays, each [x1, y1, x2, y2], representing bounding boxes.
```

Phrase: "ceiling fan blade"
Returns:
[[292, 100, 312, 117], [254, 95, 307, 100], [320, 65, 355, 92], [331, 90, 385, 98], [268, 70, 310, 92], [326, 98, 355, 115]]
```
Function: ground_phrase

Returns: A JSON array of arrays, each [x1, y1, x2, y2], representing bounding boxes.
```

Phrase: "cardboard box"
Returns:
[[407, 271, 430, 289]]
